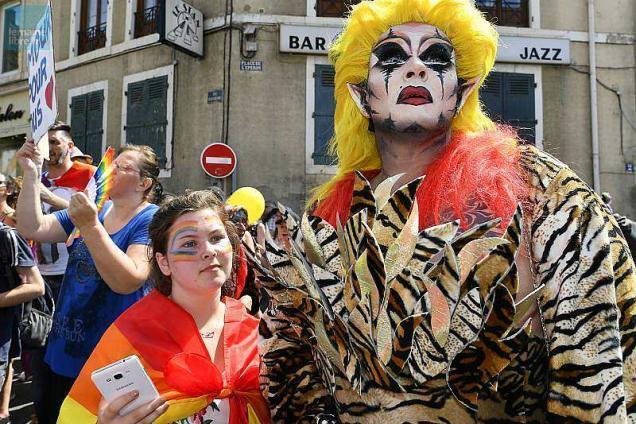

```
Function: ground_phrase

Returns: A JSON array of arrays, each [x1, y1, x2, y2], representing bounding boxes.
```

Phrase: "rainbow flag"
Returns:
[[66, 146, 115, 245], [58, 292, 270, 424]]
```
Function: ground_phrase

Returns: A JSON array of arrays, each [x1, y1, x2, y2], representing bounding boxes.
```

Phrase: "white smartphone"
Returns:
[[91, 355, 160, 416]]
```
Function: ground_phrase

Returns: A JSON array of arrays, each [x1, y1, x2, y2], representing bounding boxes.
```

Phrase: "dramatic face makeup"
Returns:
[[362, 23, 461, 136], [159, 209, 233, 293]]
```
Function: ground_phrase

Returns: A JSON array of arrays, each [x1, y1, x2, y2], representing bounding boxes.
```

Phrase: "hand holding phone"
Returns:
[[97, 392, 167, 424], [91, 355, 161, 417]]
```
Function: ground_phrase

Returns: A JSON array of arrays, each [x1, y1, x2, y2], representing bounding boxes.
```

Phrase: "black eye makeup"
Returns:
[[373, 42, 409, 66], [419, 43, 454, 72], [373, 41, 410, 92]]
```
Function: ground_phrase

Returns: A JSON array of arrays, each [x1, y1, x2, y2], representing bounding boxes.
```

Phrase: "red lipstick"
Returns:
[[397, 86, 433, 106]]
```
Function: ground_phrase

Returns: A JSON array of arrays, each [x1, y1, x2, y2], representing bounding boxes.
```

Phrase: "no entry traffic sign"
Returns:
[[200, 143, 237, 178]]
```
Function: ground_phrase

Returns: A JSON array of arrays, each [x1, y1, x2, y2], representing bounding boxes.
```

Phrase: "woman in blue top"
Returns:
[[15, 142, 161, 423]]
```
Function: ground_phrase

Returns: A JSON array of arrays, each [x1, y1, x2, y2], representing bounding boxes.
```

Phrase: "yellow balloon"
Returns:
[[226, 187, 265, 225]]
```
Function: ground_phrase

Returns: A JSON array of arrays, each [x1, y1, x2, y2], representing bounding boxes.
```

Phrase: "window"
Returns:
[[134, 0, 159, 39], [124, 76, 169, 167], [481, 71, 536, 144], [70, 89, 105, 162], [78, 0, 107, 55], [315, 0, 361, 18], [475, 0, 529, 27], [313, 64, 337, 166], [0, 2, 20, 73]]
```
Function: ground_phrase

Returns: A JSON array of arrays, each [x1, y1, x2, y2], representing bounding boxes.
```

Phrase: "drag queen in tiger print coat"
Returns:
[[246, 0, 636, 422]]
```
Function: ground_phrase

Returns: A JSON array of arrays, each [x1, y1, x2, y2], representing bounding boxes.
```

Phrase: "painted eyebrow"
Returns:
[[418, 36, 453, 51], [170, 221, 200, 240], [173, 227, 198, 239], [374, 31, 412, 50]]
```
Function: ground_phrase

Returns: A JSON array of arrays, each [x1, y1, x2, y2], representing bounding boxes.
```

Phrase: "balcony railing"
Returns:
[[316, 0, 362, 18], [475, 0, 530, 27], [77, 22, 107, 55], [134, 5, 160, 39]]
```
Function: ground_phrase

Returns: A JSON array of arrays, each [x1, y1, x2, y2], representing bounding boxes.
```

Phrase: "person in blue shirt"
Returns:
[[15, 141, 162, 423]]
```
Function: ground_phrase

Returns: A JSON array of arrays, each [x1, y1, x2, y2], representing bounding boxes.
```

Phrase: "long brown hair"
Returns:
[[147, 190, 240, 297]]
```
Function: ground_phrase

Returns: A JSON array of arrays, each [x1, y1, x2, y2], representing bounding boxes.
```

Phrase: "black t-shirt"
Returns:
[[0, 223, 35, 364]]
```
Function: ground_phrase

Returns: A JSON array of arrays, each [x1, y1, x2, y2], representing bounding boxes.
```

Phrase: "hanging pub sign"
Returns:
[[159, 0, 204, 58]]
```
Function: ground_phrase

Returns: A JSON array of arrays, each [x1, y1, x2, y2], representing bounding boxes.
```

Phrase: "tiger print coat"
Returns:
[[256, 145, 636, 423]]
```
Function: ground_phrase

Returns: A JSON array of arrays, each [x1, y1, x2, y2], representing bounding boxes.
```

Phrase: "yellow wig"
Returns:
[[310, 0, 500, 206]]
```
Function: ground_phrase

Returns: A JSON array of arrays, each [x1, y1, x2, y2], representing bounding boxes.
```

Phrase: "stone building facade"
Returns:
[[0, 0, 633, 216]]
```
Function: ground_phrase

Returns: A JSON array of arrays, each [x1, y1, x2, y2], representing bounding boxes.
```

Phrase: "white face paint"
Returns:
[[364, 23, 460, 136]]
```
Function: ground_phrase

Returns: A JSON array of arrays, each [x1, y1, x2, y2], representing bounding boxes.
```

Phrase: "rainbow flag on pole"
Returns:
[[66, 146, 115, 245]]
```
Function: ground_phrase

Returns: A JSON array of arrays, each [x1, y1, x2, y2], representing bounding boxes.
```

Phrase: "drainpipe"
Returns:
[[588, 0, 601, 192]]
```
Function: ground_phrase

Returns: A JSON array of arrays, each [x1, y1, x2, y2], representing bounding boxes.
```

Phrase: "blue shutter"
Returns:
[[86, 90, 104, 162], [481, 72, 504, 121], [71, 90, 104, 162], [125, 76, 168, 166], [481, 71, 536, 144], [504, 73, 535, 143], [70, 94, 88, 154], [313, 64, 337, 166]]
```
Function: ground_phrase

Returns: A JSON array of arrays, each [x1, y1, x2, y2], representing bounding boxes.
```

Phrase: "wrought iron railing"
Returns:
[[134, 5, 160, 39], [77, 22, 107, 55], [316, 0, 362, 17], [475, 0, 529, 27]]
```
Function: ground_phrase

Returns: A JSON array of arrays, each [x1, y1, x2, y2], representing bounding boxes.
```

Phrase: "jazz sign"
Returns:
[[498, 36, 570, 65], [27, 1, 57, 142]]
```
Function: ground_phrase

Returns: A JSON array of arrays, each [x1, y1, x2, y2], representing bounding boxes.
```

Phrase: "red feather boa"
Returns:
[[314, 128, 529, 230]]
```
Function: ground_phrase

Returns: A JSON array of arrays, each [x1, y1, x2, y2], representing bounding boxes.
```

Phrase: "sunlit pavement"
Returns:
[[5, 360, 35, 424]]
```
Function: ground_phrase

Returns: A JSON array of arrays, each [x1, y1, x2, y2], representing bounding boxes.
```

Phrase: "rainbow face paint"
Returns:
[[168, 220, 200, 262], [162, 209, 234, 291], [167, 216, 233, 263]]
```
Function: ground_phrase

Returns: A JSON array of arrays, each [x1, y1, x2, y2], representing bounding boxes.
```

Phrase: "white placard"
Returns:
[[27, 1, 57, 143], [498, 36, 570, 64], [164, 0, 204, 57]]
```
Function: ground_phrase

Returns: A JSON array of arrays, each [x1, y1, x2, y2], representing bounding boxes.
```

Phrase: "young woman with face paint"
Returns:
[[256, 0, 636, 422], [15, 143, 161, 421], [57, 190, 270, 424]]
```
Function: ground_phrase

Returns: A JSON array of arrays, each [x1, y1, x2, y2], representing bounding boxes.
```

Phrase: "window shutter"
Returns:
[[480, 71, 536, 145], [481, 72, 504, 121], [503, 73, 535, 143], [85, 90, 104, 162], [70, 94, 88, 154], [125, 76, 168, 167], [313, 64, 336, 166]]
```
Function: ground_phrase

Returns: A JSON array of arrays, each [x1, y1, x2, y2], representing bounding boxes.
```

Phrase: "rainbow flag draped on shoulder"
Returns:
[[58, 291, 270, 424]]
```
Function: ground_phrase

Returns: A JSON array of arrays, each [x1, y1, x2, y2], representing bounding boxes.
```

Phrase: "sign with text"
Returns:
[[280, 24, 341, 54], [0, 91, 30, 138], [279, 25, 571, 66], [498, 36, 570, 64], [161, 0, 204, 57], [240, 60, 263, 71], [27, 1, 57, 142]]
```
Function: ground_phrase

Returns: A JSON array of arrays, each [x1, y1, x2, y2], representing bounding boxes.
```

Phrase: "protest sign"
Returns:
[[27, 1, 56, 143]]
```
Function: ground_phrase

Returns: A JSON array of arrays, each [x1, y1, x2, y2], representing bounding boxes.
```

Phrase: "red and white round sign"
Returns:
[[200, 143, 237, 178]]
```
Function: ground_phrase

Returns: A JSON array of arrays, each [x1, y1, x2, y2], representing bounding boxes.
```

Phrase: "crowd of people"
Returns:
[[0, 0, 635, 423]]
